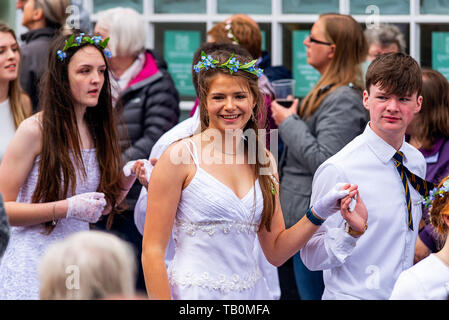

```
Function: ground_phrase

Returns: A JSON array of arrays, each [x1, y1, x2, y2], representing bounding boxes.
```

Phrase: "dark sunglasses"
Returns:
[[309, 35, 332, 46]]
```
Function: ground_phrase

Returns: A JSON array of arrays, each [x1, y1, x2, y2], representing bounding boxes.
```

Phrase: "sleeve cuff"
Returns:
[[324, 226, 359, 264]]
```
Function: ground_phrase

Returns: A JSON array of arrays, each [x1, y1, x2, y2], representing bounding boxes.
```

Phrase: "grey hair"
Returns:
[[364, 24, 406, 52], [95, 7, 146, 57], [35, 0, 71, 27], [39, 231, 136, 300]]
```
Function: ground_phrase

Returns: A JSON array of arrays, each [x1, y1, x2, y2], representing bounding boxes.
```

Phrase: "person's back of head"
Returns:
[[39, 230, 136, 300], [207, 17, 262, 59], [418, 68, 449, 148], [33, 0, 71, 30], [365, 52, 422, 97], [365, 24, 406, 61], [95, 7, 146, 58]]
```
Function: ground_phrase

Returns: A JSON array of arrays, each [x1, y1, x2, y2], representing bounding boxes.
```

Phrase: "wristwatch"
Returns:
[[345, 221, 368, 237]]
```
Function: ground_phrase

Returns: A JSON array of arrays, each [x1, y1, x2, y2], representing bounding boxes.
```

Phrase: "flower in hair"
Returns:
[[57, 50, 67, 61], [422, 179, 449, 209], [225, 19, 239, 45], [201, 55, 215, 70], [103, 49, 112, 58], [57, 34, 111, 62], [75, 33, 85, 45], [227, 57, 240, 73], [193, 52, 263, 78], [92, 35, 102, 45]]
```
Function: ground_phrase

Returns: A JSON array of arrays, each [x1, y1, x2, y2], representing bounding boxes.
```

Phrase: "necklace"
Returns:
[[213, 144, 237, 155]]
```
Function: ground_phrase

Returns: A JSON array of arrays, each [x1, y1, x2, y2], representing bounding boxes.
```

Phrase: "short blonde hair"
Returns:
[[95, 7, 146, 57], [39, 231, 136, 300]]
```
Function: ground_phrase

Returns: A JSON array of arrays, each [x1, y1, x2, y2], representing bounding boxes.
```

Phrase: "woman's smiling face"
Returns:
[[205, 73, 255, 132]]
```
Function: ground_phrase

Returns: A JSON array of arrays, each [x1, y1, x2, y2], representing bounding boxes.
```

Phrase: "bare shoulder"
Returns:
[[159, 139, 196, 169], [13, 114, 43, 156]]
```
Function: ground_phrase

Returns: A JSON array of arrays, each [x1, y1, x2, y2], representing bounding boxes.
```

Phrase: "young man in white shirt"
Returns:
[[301, 52, 426, 299]]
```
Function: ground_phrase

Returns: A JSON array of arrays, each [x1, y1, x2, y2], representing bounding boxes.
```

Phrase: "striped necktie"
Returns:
[[392, 151, 435, 230]]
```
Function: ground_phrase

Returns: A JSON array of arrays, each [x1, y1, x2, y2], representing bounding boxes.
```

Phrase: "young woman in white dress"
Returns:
[[142, 43, 368, 300], [0, 32, 137, 299], [390, 176, 449, 300]]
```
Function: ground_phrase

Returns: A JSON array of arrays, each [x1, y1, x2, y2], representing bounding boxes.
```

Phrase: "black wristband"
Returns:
[[306, 207, 325, 226]]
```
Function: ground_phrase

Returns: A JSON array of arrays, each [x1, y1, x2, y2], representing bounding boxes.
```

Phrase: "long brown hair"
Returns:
[[34, 32, 124, 233], [0, 22, 31, 128], [192, 43, 276, 231], [418, 68, 449, 150], [300, 13, 367, 118]]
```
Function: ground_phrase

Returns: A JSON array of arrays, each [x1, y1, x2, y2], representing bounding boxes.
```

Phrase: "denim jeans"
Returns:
[[293, 251, 324, 300]]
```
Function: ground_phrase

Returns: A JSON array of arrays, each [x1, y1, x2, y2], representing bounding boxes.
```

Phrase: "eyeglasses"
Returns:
[[308, 35, 332, 46]]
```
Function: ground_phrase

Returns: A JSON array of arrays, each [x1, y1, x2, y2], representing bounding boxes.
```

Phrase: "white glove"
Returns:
[[123, 159, 151, 182], [66, 192, 107, 223], [312, 182, 350, 220]]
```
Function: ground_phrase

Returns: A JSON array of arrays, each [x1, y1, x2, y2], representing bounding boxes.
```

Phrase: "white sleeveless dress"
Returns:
[[167, 139, 272, 300], [0, 119, 101, 299]]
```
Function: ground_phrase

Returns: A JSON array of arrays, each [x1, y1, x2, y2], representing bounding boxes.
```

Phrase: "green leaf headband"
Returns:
[[193, 51, 263, 78], [57, 34, 112, 61]]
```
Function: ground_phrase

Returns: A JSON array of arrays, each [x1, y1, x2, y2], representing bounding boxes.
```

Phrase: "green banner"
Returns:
[[164, 31, 201, 97], [432, 32, 449, 81], [292, 30, 320, 97]]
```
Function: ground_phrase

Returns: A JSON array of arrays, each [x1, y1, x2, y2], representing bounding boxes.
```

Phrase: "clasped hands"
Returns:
[[313, 183, 368, 236], [123, 158, 157, 189]]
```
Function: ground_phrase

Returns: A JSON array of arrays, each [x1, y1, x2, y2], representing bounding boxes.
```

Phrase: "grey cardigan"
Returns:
[[278, 85, 368, 228]]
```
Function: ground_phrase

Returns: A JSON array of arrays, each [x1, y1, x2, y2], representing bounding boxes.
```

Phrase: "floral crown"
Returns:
[[193, 51, 263, 78], [57, 33, 112, 61], [225, 20, 239, 45], [422, 179, 449, 210]]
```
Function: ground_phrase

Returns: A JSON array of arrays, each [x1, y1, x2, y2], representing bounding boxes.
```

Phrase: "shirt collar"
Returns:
[[363, 122, 407, 164]]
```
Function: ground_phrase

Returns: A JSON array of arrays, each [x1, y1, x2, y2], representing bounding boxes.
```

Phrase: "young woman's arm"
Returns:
[[0, 117, 107, 226], [0, 117, 69, 225], [257, 153, 365, 266], [141, 141, 192, 299]]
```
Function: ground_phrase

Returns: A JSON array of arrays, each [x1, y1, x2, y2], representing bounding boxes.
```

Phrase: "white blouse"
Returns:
[[0, 99, 17, 162]]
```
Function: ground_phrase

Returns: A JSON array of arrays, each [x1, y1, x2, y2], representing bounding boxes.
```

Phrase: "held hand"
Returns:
[[340, 189, 368, 234], [133, 160, 151, 189], [271, 98, 299, 126], [66, 192, 107, 223], [313, 182, 351, 220], [123, 159, 151, 189]]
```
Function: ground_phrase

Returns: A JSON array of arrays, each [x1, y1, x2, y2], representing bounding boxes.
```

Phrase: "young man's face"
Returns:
[[363, 83, 422, 143]]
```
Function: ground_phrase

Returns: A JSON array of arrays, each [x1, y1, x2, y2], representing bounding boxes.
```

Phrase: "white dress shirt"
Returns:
[[301, 123, 426, 300], [390, 254, 449, 300]]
